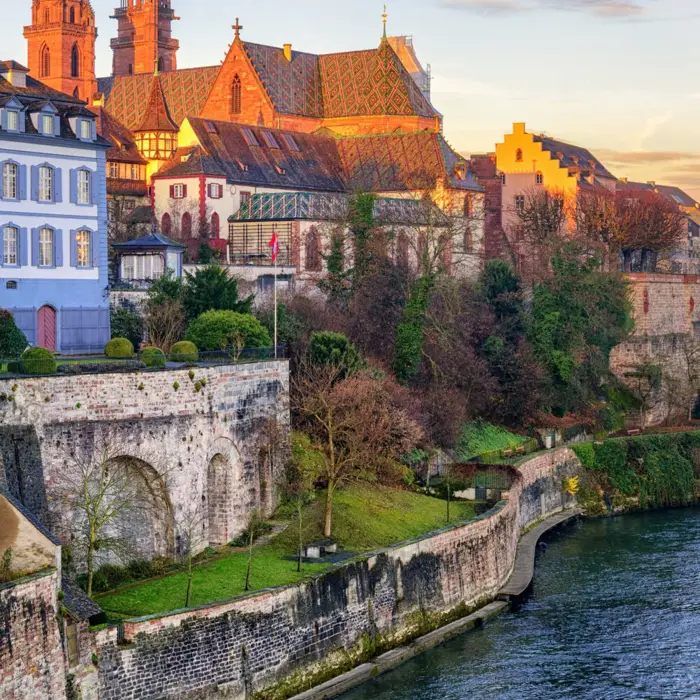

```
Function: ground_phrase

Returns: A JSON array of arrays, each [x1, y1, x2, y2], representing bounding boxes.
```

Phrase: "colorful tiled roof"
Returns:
[[155, 118, 347, 192], [533, 135, 616, 181], [337, 132, 482, 192], [231, 191, 448, 226], [98, 66, 219, 131], [135, 75, 178, 133]]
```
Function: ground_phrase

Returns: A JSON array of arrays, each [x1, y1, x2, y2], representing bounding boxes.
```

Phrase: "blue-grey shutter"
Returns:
[[18, 110, 25, 133], [91, 170, 98, 206], [69, 169, 77, 204], [54, 167, 63, 203], [91, 121, 97, 141], [0, 111, 6, 131], [53, 114, 61, 136], [31, 228, 39, 266], [30, 165, 39, 201], [19, 228, 28, 266], [19, 165, 27, 200], [54, 229, 63, 267], [91, 230, 99, 268], [0, 226, 4, 266], [70, 230, 78, 267]]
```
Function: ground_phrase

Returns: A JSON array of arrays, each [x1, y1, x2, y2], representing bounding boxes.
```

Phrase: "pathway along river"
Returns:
[[340, 508, 700, 700]]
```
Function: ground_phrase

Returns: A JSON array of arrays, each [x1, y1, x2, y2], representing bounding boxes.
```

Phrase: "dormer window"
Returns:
[[41, 114, 54, 136], [80, 120, 92, 140], [6, 111, 18, 132]]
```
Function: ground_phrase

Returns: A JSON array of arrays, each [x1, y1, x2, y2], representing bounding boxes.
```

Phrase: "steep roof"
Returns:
[[0, 489, 61, 546], [533, 135, 616, 181], [0, 62, 84, 104], [61, 577, 103, 622], [96, 107, 147, 164], [98, 66, 220, 131], [135, 75, 178, 133], [337, 131, 482, 192], [155, 118, 347, 192], [618, 180, 700, 210]]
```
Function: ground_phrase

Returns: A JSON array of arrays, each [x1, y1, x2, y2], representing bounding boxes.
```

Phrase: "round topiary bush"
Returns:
[[186, 311, 272, 352], [105, 337, 135, 358], [169, 341, 199, 363], [141, 346, 166, 368], [0, 309, 28, 358], [20, 347, 56, 375]]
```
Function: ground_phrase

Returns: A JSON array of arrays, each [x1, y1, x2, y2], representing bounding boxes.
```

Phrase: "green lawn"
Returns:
[[97, 484, 475, 618], [456, 422, 526, 461]]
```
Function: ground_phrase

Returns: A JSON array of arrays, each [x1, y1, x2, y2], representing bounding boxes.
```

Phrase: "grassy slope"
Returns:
[[456, 422, 526, 461], [97, 484, 475, 618]]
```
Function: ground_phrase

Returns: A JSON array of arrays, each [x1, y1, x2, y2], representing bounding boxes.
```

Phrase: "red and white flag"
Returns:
[[269, 231, 279, 263]]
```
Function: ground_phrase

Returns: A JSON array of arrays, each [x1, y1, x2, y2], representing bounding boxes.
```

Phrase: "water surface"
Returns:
[[341, 509, 700, 700]]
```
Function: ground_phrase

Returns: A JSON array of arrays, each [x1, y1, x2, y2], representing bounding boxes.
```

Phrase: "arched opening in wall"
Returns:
[[207, 453, 231, 546], [71, 44, 80, 78], [211, 212, 220, 237], [161, 213, 172, 236], [231, 75, 242, 115], [40, 45, 50, 78], [305, 227, 322, 272], [69, 6, 76, 23], [44, 8, 50, 23], [515, 149, 523, 162], [101, 456, 174, 561], [73, 87, 80, 99], [181, 212, 192, 238]]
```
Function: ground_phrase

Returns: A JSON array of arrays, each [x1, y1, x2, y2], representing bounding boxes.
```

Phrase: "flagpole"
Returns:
[[274, 252, 278, 360]]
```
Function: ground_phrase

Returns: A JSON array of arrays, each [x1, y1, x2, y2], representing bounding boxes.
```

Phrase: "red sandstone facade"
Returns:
[[23, 0, 97, 101]]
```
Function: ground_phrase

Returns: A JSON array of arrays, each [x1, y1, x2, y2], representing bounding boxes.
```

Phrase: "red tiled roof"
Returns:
[[98, 66, 219, 131], [135, 75, 178, 133], [96, 108, 147, 164]]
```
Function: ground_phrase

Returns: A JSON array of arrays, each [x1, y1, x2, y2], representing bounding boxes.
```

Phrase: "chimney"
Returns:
[[647, 181, 656, 187], [0, 61, 29, 88], [283, 44, 293, 62], [92, 93, 106, 108], [620, 177, 628, 184]]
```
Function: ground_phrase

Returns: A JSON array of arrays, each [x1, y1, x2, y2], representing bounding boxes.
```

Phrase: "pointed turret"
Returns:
[[133, 74, 178, 173]]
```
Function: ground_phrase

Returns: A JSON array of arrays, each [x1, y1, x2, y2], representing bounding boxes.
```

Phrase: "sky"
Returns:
[[4, 0, 700, 197]]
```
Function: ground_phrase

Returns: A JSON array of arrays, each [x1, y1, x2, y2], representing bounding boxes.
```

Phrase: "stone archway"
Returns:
[[207, 453, 231, 546]]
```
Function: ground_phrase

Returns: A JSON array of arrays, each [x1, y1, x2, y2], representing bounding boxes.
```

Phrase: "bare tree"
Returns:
[[142, 299, 186, 352], [625, 362, 663, 430], [54, 439, 171, 597], [244, 509, 261, 592], [176, 496, 207, 608]]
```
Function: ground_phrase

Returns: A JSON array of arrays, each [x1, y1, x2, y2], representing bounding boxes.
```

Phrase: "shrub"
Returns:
[[0, 309, 28, 358], [57, 361, 144, 376], [170, 341, 198, 363], [20, 347, 56, 375], [141, 347, 166, 368], [186, 310, 272, 351], [105, 337, 135, 358], [110, 306, 143, 350], [309, 331, 365, 377]]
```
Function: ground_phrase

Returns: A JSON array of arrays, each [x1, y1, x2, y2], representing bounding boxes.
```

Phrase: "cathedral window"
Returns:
[[69, 6, 76, 24], [231, 75, 242, 115], [40, 45, 50, 78], [71, 45, 80, 78], [44, 8, 50, 24]]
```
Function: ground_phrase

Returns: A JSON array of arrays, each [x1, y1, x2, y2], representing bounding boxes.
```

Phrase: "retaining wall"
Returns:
[[91, 448, 580, 700]]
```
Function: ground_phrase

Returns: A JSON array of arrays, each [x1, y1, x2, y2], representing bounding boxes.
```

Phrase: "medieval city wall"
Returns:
[[91, 448, 579, 700], [0, 361, 290, 556], [0, 570, 66, 700]]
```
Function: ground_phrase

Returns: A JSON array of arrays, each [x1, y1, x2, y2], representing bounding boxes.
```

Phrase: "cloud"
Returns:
[[443, 0, 649, 17]]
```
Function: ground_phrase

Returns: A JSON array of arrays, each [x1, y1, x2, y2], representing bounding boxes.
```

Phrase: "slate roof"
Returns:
[[231, 191, 449, 226], [0, 489, 61, 546], [98, 66, 220, 131], [337, 132, 482, 192], [112, 232, 186, 249], [533, 135, 616, 181], [61, 577, 103, 622], [0, 62, 84, 105], [97, 108, 147, 165], [155, 118, 347, 192]]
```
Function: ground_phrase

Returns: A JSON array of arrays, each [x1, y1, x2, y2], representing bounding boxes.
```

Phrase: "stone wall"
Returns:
[[91, 448, 579, 700], [0, 361, 290, 559], [0, 570, 66, 700]]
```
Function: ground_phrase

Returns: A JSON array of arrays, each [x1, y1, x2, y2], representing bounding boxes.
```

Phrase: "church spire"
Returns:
[[382, 5, 388, 40]]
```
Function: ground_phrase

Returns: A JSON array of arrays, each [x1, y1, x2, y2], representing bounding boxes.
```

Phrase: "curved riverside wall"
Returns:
[[90, 448, 580, 700]]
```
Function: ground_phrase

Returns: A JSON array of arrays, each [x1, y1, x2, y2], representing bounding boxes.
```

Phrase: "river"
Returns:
[[340, 508, 700, 700]]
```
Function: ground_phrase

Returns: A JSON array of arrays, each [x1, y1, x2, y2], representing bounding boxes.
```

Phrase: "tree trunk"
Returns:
[[185, 559, 193, 608], [324, 484, 334, 539], [446, 478, 451, 524], [245, 521, 254, 592], [87, 542, 95, 598], [297, 499, 303, 573]]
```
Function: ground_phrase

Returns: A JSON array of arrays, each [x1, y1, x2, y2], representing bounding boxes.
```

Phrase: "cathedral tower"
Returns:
[[24, 0, 98, 101], [111, 0, 180, 77]]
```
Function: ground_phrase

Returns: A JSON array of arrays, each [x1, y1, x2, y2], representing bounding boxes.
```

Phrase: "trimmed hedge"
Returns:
[[20, 347, 56, 375], [0, 309, 28, 358], [57, 361, 144, 376], [141, 347, 166, 368], [186, 310, 271, 351], [105, 337, 135, 358], [169, 341, 198, 363]]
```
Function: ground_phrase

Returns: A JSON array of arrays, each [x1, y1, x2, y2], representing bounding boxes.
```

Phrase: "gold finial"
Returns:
[[233, 17, 243, 39], [154, 57, 159, 76], [382, 4, 388, 39]]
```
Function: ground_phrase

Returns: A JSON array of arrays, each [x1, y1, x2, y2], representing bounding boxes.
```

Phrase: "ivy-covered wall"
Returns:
[[573, 431, 700, 514]]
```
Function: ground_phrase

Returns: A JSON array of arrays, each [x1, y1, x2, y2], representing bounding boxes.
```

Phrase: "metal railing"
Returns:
[[0, 347, 287, 378]]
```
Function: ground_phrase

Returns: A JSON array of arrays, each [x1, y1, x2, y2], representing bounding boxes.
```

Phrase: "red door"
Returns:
[[37, 306, 56, 352]]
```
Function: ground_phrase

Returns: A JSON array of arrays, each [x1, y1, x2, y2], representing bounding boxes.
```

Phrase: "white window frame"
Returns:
[[77, 169, 91, 205], [2, 163, 18, 199], [173, 184, 185, 199], [39, 227, 53, 267], [41, 114, 54, 135], [76, 229, 90, 268], [6, 111, 19, 132], [80, 120, 92, 140], [209, 183, 222, 199], [38, 166, 53, 202], [536, 172, 544, 186], [109, 162, 118, 179], [3, 225, 18, 266]]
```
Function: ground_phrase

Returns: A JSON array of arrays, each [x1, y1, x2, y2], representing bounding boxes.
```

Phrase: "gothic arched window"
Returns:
[[71, 44, 80, 78], [44, 8, 50, 24], [231, 75, 242, 115], [40, 45, 51, 78], [181, 212, 192, 237], [161, 213, 172, 236], [515, 149, 523, 162], [69, 6, 76, 23], [211, 212, 220, 237], [305, 227, 322, 272]]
